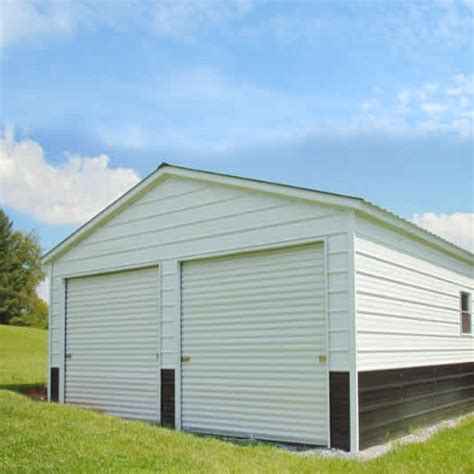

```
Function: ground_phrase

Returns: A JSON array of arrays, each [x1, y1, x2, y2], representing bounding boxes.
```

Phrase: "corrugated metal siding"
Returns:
[[160, 261, 181, 369], [181, 243, 328, 445], [49, 176, 351, 372], [65, 267, 160, 421], [354, 232, 474, 371], [358, 362, 474, 449]]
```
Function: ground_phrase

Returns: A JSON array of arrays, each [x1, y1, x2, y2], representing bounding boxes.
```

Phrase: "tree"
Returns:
[[9, 294, 48, 329], [0, 209, 45, 325]]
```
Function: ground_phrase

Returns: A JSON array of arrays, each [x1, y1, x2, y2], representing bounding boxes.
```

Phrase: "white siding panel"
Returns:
[[354, 230, 474, 371], [357, 273, 457, 309], [58, 181, 339, 265], [53, 214, 347, 277], [50, 277, 63, 366], [355, 221, 473, 285], [181, 244, 328, 445], [327, 234, 351, 370], [160, 261, 180, 368], [64, 267, 160, 421]]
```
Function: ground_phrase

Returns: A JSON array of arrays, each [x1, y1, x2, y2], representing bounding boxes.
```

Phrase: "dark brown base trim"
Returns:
[[330, 371, 350, 451], [50, 367, 59, 402], [161, 369, 175, 428], [358, 362, 474, 450]]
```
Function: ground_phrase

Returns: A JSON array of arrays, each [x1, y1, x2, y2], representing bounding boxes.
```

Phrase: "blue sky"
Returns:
[[0, 0, 473, 262]]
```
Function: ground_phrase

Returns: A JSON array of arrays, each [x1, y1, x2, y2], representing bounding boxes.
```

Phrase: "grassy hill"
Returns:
[[1, 325, 473, 472], [1, 390, 473, 473], [0, 325, 47, 387]]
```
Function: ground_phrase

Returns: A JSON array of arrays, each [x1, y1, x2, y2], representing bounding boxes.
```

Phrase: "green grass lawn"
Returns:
[[1, 325, 473, 472], [0, 325, 47, 388], [1, 390, 473, 473]]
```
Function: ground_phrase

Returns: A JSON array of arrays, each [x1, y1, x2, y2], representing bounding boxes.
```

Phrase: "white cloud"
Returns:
[[241, 0, 473, 49], [0, 127, 140, 225], [240, 14, 323, 44], [0, 0, 255, 51], [152, 0, 254, 42], [357, 73, 474, 138], [400, 0, 473, 47], [412, 212, 474, 253], [452, 73, 474, 95], [0, 0, 73, 49], [361, 99, 377, 111], [460, 96, 470, 108], [398, 90, 411, 105], [97, 66, 320, 151], [1, 0, 471, 54], [96, 68, 474, 154], [447, 87, 463, 96], [421, 103, 446, 115], [99, 123, 149, 151], [422, 82, 439, 94]]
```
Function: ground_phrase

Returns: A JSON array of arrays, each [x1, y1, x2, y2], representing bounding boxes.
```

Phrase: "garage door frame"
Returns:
[[62, 263, 161, 418], [177, 238, 330, 446]]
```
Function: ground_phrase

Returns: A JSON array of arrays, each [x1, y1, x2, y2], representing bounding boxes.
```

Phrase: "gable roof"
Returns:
[[42, 162, 473, 265]]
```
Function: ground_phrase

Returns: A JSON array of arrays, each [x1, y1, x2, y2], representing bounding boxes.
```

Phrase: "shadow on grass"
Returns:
[[0, 383, 47, 401]]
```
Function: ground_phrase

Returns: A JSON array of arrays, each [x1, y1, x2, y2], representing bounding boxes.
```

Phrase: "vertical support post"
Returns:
[[59, 278, 67, 403], [157, 263, 162, 423], [323, 238, 332, 448], [347, 211, 359, 452], [159, 260, 181, 430], [47, 264, 53, 402], [175, 261, 182, 431]]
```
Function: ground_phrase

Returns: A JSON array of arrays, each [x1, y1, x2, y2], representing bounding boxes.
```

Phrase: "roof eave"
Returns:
[[353, 200, 473, 264]]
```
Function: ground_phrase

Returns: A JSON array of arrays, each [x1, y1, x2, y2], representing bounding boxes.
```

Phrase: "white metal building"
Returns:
[[43, 163, 474, 452]]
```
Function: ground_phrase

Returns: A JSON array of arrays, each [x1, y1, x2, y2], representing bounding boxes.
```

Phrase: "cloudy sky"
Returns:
[[1, 0, 473, 279]]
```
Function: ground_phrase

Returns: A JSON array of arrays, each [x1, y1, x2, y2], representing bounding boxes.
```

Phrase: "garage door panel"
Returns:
[[184, 424, 327, 444], [65, 266, 160, 422], [66, 313, 159, 327], [181, 243, 328, 445], [181, 304, 325, 320], [66, 367, 157, 375], [183, 276, 325, 294], [68, 295, 158, 307], [186, 250, 324, 272]]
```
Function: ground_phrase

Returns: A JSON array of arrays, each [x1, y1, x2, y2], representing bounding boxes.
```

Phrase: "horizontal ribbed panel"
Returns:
[[181, 243, 328, 445], [355, 235, 474, 371], [65, 267, 160, 421]]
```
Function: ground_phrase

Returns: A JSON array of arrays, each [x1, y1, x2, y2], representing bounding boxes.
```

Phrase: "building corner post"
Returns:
[[46, 264, 53, 402], [348, 211, 359, 453]]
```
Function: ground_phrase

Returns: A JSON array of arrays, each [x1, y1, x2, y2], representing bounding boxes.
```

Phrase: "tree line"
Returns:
[[0, 209, 48, 328]]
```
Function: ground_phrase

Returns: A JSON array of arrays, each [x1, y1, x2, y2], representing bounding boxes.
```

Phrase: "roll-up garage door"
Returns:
[[65, 267, 160, 421], [181, 243, 328, 445]]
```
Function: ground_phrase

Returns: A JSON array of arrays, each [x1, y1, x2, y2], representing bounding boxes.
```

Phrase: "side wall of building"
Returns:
[[354, 215, 474, 449]]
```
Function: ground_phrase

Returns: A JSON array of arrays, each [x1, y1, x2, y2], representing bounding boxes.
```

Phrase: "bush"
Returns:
[[9, 295, 48, 329]]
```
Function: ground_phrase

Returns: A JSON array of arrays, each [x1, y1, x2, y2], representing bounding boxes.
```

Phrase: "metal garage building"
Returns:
[[43, 163, 474, 452]]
